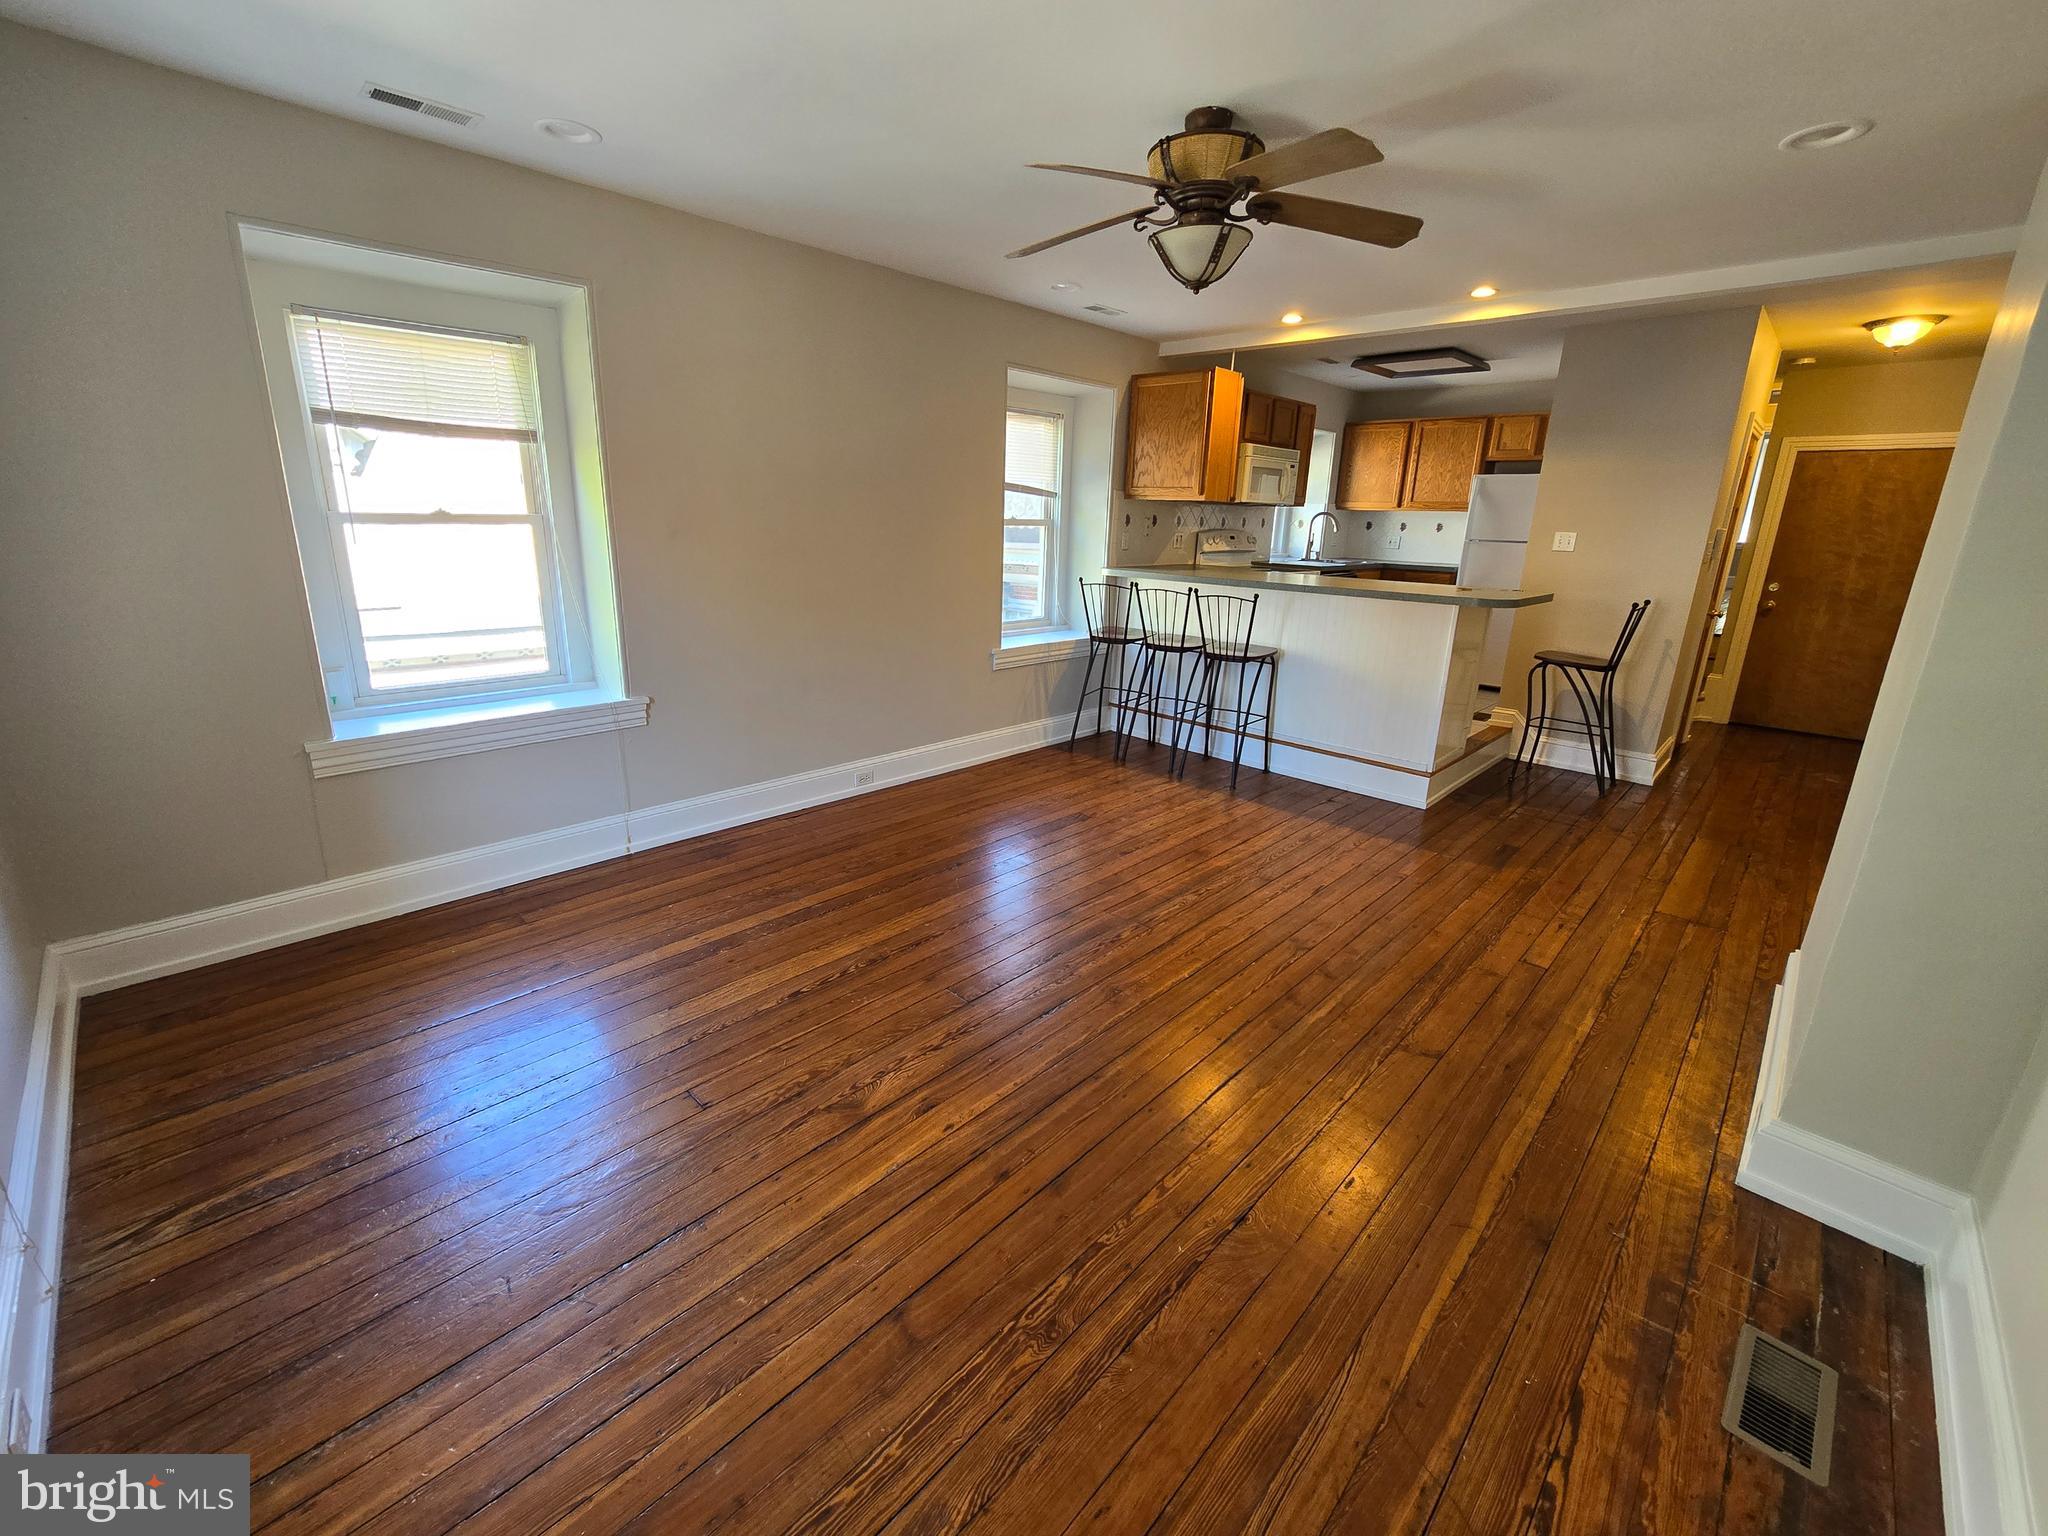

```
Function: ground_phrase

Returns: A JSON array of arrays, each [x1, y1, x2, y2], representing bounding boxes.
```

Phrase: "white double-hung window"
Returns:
[[241, 226, 638, 775], [289, 310, 575, 704], [1002, 394, 1069, 633]]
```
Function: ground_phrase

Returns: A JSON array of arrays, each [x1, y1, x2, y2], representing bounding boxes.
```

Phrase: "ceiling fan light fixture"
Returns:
[[1149, 220, 1253, 294], [1863, 314, 1947, 351]]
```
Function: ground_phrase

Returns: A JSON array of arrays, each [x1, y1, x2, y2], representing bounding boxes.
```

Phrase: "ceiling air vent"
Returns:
[[360, 83, 479, 128], [1082, 303, 1128, 317], [1722, 1324, 1837, 1485]]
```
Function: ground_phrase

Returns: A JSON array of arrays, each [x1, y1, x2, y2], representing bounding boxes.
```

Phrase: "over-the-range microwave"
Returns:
[[1235, 442, 1300, 505]]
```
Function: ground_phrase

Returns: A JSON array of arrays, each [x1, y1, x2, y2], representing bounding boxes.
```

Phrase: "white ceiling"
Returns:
[[1258, 253, 2011, 393], [7, 0, 2047, 344]]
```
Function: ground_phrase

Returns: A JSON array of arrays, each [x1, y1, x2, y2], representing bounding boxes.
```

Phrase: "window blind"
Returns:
[[291, 309, 540, 440], [1003, 410, 1063, 498]]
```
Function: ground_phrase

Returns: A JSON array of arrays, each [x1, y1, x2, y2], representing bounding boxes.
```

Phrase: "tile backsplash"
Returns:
[[1115, 503, 1468, 569], [1344, 509, 1467, 567]]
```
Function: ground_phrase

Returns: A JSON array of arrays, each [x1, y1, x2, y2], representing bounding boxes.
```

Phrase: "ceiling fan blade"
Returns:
[[1228, 129, 1384, 190], [1250, 192, 1422, 248], [1007, 205, 1156, 259], [1027, 162, 1170, 191]]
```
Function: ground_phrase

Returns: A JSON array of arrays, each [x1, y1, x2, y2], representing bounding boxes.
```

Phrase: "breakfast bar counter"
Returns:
[[1105, 563, 1554, 806]]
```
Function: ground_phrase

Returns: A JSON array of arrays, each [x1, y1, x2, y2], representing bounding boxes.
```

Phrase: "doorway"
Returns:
[[1726, 436, 1955, 740]]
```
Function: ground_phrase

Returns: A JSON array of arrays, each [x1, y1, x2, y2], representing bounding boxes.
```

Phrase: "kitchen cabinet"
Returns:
[[1124, 370, 1319, 504], [1486, 412, 1548, 462], [1337, 410, 1550, 512], [1242, 392, 1275, 446], [1125, 367, 1246, 501], [1335, 419, 1413, 510], [1401, 416, 1491, 510], [1345, 564, 1460, 585]]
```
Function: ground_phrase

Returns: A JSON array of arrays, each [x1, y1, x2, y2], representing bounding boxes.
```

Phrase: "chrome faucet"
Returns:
[[1304, 510, 1340, 561]]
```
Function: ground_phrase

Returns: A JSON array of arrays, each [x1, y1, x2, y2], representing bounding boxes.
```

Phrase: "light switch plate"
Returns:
[[1552, 531, 1578, 552]]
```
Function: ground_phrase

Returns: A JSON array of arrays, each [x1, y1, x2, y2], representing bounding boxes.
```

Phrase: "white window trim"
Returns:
[[286, 307, 585, 715], [990, 630, 1092, 670], [239, 225, 638, 771], [305, 688, 649, 777], [1003, 388, 1072, 636]]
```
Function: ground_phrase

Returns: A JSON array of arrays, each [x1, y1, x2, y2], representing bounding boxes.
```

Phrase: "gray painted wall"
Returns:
[[1499, 307, 1773, 758], [0, 23, 1161, 941], [1780, 160, 2048, 1189]]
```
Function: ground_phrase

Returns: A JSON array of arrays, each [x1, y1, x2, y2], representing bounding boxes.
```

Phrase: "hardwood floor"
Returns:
[[53, 724, 1943, 1535]]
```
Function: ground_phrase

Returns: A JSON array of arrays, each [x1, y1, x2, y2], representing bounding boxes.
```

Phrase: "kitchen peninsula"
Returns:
[[1105, 564, 1553, 806]]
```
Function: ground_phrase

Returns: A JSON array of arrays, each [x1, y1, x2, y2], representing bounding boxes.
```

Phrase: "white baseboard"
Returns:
[[627, 713, 1081, 850], [55, 713, 1087, 998], [5, 709, 1091, 1453], [1737, 951, 2036, 1536], [1520, 727, 1674, 787], [1, 950, 77, 1453]]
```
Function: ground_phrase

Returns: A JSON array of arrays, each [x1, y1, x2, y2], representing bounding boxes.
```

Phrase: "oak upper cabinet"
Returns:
[[1284, 400, 1317, 505], [1485, 412, 1549, 462], [1402, 416, 1490, 510], [1335, 419, 1412, 510], [1125, 367, 1246, 501], [1242, 391, 1275, 447]]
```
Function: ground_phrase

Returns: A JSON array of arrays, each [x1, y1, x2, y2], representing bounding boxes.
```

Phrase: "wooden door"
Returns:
[[1336, 420, 1411, 509], [1401, 416, 1489, 509], [1732, 446, 1952, 739], [1485, 412, 1548, 462]]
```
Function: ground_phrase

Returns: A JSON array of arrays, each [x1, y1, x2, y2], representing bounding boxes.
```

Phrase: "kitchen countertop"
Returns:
[[1107, 563, 1553, 609]]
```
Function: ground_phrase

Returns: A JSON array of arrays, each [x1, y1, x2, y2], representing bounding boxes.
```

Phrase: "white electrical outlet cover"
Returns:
[[1552, 531, 1577, 552]]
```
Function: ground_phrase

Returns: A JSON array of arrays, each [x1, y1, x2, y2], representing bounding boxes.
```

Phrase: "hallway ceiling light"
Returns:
[[1280, 310, 1304, 324], [1777, 119, 1873, 151], [1863, 314, 1947, 351], [1468, 283, 1498, 298]]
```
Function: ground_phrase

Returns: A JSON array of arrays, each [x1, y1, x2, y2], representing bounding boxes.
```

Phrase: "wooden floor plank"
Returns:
[[51, 727, 1938, 1536]]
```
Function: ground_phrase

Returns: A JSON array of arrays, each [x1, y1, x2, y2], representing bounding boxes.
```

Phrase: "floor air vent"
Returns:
[[1721, 1323, 1837, 1485], [361, 84, 479, 127]]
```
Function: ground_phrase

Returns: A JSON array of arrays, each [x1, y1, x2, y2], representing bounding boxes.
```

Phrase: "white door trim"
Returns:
[[1697, 431, 1959, 723]]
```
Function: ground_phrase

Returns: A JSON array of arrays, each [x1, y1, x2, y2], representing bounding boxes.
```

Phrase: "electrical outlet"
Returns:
[[5, 1388, 30, 1454], [855, 770, 875, 788], [1552, 531, 1578, 552]]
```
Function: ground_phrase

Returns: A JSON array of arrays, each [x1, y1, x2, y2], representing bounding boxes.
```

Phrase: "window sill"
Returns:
[[991, 630, 1092, 670], [306, 689, 650, 778]]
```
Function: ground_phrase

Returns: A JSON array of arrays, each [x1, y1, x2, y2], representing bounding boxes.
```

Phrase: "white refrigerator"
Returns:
[[1458, 475, 1540, 690]]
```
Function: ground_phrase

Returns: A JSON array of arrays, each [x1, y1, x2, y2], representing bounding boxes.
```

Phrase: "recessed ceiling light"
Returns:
[[1863, 314, 1947, 351], [1280, 311, 1305, 325], [1049, 281, 1080, 292], [1777, 118, 1873, 152], [537, 117, 602, 145], [1791, 355, 1818, 365], [1468, 284, 1498, 299]]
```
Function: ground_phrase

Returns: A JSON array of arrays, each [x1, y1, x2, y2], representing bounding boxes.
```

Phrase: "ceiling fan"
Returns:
[[1009, 106, 1422, 294]]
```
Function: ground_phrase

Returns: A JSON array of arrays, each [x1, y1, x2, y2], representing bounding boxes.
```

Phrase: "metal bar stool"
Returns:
[[1068, 577, 1145, 748], [1114, 584, 1204, 763], [1175, 589, 1279, 789], [1513, 598, 1652, 793]]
